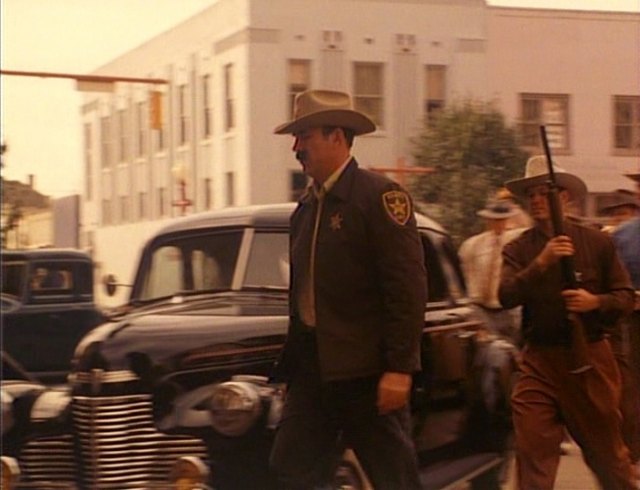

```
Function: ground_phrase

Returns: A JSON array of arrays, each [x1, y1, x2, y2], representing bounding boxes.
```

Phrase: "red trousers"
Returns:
[[512, 339, 636, 490]]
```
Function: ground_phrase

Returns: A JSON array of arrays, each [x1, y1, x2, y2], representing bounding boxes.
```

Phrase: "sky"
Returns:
[[2, 0, 639, 198]]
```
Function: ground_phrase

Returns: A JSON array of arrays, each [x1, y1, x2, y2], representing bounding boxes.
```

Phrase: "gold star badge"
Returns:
[[330, 212, 343, 231], [382, 191, 411, 225]]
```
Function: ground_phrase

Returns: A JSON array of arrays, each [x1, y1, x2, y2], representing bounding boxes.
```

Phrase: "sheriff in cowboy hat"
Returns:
[[269, 89, 427, 490]]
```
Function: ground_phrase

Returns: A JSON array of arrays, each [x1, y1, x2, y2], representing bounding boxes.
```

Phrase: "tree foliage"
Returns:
[[410, 100, 529, 246]]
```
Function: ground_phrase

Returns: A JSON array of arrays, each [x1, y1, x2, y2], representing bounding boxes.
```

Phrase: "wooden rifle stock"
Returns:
[[539, 125, 592, 373]]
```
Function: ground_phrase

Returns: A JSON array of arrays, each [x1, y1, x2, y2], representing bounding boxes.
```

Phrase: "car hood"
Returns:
[[72, 292, 289, 374]]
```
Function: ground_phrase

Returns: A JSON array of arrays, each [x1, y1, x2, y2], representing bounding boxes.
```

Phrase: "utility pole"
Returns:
[[369, 157, 434, 187]]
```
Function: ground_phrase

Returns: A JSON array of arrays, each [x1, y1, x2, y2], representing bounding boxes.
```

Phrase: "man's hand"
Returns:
[[377, 371, 412, 415], [535, 235, 575, 270], [561, 288, 600, 313]]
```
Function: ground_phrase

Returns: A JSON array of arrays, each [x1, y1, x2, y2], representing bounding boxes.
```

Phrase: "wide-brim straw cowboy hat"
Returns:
[[274, 89, 376, 135], [477, 199, 521, 219], [505, 155, 587, 200]]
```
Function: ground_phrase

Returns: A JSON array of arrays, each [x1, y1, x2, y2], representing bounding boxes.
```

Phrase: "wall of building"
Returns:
[[78, 0, 639, 306], [487, 7, 640, 201]]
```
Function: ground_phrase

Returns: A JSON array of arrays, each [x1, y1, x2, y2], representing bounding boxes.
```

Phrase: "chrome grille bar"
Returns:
[[20, 435, 76, 487], [72, 394, 208, 488]]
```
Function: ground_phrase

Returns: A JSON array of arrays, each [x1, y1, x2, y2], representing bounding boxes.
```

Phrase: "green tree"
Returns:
[[411, 99, 529, 246]]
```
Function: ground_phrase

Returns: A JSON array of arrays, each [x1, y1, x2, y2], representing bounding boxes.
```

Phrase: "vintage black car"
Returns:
[[1, 249, 106, 384], [1, 203, 516, 489]]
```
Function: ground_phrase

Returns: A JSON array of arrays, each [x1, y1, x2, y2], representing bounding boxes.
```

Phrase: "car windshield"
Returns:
[[136, 229, 289, 301], [1, 261, 27, 298]]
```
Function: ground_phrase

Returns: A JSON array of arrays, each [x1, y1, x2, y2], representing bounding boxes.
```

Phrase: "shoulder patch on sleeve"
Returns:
[[382, 190, 412, 225]]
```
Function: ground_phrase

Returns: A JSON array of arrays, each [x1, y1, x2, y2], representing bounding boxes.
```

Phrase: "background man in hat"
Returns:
[[458, 197, 526, 342], [601, 189, 640, 231], [498, 156, 637, 489], [269, 89, 426, 489], [602, 187, 640, 469]]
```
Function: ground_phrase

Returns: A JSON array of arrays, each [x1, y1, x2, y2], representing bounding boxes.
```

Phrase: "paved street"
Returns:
[[501, 440, 600, 490]]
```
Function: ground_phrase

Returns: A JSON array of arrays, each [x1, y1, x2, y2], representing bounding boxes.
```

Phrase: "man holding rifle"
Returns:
[[498, 154, 637, 489]]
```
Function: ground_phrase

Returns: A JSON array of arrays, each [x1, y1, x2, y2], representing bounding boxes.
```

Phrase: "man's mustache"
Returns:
[[296, 151, 307, 163]]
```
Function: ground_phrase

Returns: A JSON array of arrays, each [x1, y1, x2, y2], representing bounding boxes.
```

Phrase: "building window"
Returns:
[[178, 84, 189, 145], [138, 191, 147, 219], [102, 199, 112, 225], [290, 170, 307, 202], [118, 108, 129, 162], [288, 60, 311, 116], [136, 101, 147, 157], [120, 195, 129, 222], [613, 96, 640, 155], [204, 178, 213, 209], [84, 123, 93, 200], [353, 62, 384, 128], [100, 116, 111, 168], [520, 93, 570, 151], [424, 65, 446, 124], [157, 187, 166, 217], [202, 74, 212, 138], [225, 172, 235, 206], [154, 92, 166, 151], [224, 64, 235, 131]]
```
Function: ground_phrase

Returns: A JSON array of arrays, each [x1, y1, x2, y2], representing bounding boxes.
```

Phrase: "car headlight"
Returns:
[[209, 381, 262, 436], [1, 456, 20, 490], [1, 390, 14, 434], [31, 388, 71, 421]]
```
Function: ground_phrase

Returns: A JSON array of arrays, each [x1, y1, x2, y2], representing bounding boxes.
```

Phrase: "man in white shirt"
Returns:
[[459, 198, 525, 342]]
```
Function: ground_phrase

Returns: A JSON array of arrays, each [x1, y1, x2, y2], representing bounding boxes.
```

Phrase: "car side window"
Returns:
[[31, 264, 74, 296], [1, 262, 26, 298], [139, 231, 243, 300], [142, 246, 185, 299], [244, 231, 289, 288]]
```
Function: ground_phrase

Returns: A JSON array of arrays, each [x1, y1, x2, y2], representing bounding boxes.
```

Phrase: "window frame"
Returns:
[[612, 95, 640, 156], [353, 61, 384, 130], [519, 93, 571, 153]]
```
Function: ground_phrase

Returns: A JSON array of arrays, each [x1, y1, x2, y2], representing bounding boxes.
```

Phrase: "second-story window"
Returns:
[[520, 93, 570, 151], [178, 84, 189, 145], [226, 171, 235, 206], [204, 178, 213, 209], [425, 65, 446, 124], [288, 59, 311, 117], [100, 116, 111, 168], [224, 64, 235, 131], [136, 101, 147, 157], [118, 108, 129, 162], [157, 187, 166, 217], [84, 122, 93, 200], [202, 74, 212, 138], [613, 95, 640, 155], [138, 191, 147, 219], [151, 91, 166, 152], [353, 62, 384, 129], [102, 199, 112, 225], [120, 195, 129, 222]]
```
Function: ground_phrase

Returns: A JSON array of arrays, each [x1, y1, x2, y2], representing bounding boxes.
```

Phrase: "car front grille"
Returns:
[[20, 393, 208, 489], [21, 435, 76, 488]]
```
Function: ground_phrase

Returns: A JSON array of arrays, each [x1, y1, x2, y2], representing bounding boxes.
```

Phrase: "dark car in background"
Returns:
[[1, 249, 106, 384], [1, 203, 516, 490]]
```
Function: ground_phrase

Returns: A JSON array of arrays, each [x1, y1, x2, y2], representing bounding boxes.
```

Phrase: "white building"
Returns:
[[79, 0, 640, 306]]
